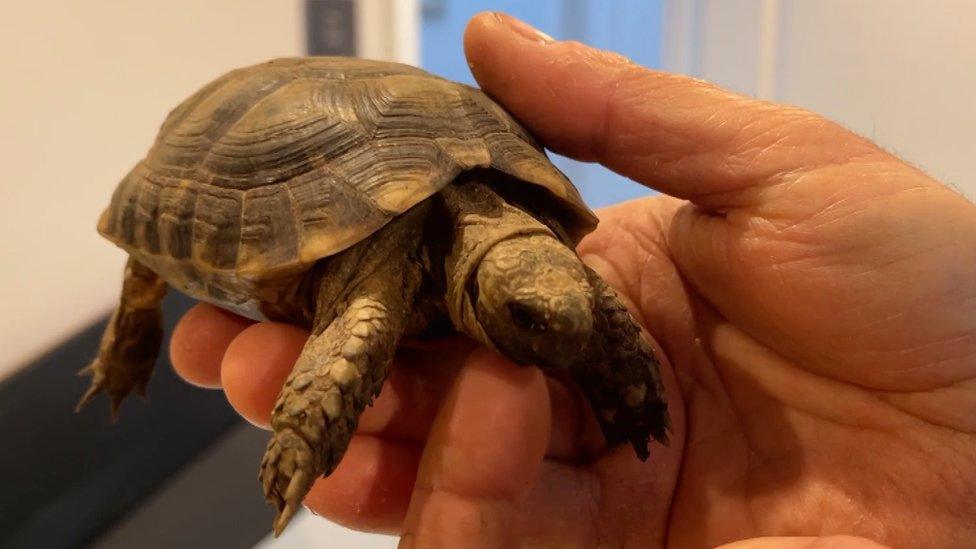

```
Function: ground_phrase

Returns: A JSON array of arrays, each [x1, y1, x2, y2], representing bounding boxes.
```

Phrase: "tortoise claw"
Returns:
[[261, 429, 316, 537], [74, 357, 151, 421], [275, 468, 308, 536], [74, 367, 104, 413]]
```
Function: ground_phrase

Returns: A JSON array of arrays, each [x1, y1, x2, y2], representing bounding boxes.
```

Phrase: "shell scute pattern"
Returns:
[[155, 179, 197, 260], [238, 185, 300, 273], [152, 70, 293, 182], [191, 186, 243, 270], [98, 57, 596, 313], [203, 78, 373, 187]]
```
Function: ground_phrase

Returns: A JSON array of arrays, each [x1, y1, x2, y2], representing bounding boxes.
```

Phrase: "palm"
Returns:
[[571, 194, 976, 547]]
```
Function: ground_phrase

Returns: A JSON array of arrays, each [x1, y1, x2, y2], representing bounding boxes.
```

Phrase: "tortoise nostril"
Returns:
[[507, 301, 548, 332]]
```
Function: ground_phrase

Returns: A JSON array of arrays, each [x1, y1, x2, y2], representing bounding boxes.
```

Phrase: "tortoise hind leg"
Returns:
[[77, 257, 168, 419], [261, 205, 427, 535]]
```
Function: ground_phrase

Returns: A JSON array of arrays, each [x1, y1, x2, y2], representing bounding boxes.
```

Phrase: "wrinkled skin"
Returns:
[[170, 12, 976, 549]]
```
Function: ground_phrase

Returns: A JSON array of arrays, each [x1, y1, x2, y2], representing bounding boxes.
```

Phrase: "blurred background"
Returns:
[[1, 1, 973, 547]]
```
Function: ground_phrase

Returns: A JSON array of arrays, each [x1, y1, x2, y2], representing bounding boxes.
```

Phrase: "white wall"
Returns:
[[0, 2, 303, 379], [663, 0, 976, 199]]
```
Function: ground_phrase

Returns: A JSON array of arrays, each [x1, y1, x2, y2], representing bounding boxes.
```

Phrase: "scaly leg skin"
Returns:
[[77, 257, 168, 420], [260, 206, 427, 536], [572, 266, 670, 459]]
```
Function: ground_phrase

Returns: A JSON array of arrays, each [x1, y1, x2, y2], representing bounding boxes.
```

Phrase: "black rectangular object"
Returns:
[[306, 0, 356, 56]]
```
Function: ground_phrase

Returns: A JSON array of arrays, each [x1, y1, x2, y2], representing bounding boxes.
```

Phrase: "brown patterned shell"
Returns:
[[98, 57, 597, 315]]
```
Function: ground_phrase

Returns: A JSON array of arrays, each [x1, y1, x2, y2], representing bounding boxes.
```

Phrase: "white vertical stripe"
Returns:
[[391, 0, 420, 65], [355, 0, 420, 64]]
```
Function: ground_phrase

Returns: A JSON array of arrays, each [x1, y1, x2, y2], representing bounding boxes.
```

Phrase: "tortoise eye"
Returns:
[[507, 301, 548, 332]]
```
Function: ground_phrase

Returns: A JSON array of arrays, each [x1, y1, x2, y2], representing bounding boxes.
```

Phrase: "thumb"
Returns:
[[399, 350, 550, 548]]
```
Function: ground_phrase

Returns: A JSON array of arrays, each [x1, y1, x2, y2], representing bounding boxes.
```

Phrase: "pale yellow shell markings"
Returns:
[[97, 57, 597, 316]]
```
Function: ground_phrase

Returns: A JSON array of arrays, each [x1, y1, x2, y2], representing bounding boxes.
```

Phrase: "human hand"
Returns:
[[170, 12, 976, 548]]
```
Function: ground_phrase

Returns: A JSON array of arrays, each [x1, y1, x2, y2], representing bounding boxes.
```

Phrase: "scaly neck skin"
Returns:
[[436, 179, 594, 369]]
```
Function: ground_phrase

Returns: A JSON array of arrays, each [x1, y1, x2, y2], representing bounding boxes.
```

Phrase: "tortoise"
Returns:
[[77, 57, 669, 535]]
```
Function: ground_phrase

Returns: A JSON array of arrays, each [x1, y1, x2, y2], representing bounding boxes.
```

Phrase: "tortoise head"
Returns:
[[473, 234, 594, 369]]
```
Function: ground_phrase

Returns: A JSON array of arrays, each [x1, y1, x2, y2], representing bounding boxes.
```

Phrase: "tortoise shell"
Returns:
[[98, 57, 597, 318]]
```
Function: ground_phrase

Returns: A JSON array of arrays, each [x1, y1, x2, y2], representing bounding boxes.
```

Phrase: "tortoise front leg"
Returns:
[[571, 266, 670, 459], [260, 207, 427, 535], [77, 257, 168, 419]]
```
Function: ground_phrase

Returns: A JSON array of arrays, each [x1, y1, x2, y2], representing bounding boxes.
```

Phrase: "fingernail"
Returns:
[[492, 12, 554, 44]]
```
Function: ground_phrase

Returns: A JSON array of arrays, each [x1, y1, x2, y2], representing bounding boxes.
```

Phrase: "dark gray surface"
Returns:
[[93, 424, 273, 549], [0, 292, 242, 548]]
